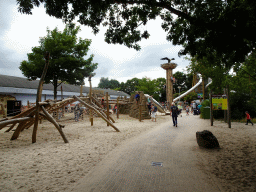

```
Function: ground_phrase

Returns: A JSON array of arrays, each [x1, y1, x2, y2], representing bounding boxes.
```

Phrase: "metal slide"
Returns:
[[173, 75, 203, 102], [144, 94, 166, 113]]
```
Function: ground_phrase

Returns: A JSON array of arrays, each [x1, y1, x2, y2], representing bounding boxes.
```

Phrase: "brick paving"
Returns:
[[71, 113, 222, 192]]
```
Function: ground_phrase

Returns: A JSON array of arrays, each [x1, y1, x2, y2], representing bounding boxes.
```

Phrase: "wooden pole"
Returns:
[[32, 52, 50, 143], [27, 100, 30, 108], [41, 106, 68, 143], [89, 76, 93, 126], [5, 123, 17, 132], [11, 121, 28, 140], [0, 117, 33, 130], [210, 90, 213, 126], [202, 77, 205, 100], [80, 84, 83, 96], [224, 88, 227, 123], [227, 85, 231, 128], [0, 104, 6, 118], [139, 104, 142, 122], [106, 92, 109, 126], [74, 95, 120, 132], [61, 85, 64, 117], [117, 97, 119, 119]]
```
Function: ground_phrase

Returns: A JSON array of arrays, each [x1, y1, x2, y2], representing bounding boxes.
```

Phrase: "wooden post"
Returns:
[[41, 106, 68, 143], [202, 77, 205, 100], [139, 104, 142, 122], [224, 88, 227, 123], [74, 95, 120, 132], [106, 92, 109, 126], [117, 97, 119, 119], [61, 85, 64, 117], [0, 104, 6, 118], [210, 90, 213, 126], [88, 76, 93, 126], [32, 52, 50, 143], [227, 85, 231, 128], [27, 100, 30, 108]]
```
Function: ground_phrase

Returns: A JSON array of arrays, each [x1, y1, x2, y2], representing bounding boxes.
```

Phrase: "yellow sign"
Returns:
[[212, 96, 227, 110]]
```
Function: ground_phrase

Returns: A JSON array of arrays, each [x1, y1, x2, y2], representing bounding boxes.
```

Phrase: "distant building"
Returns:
[[0, 74, 130, 115]]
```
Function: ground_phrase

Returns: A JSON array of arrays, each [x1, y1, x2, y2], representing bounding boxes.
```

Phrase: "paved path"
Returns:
[[71, 113, 222, 192]]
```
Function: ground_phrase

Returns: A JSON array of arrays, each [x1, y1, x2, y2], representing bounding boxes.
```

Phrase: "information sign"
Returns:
[[212, 95, 227, 110]]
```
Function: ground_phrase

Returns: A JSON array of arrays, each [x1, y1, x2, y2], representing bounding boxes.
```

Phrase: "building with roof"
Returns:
[[0, 74, 130, 106]]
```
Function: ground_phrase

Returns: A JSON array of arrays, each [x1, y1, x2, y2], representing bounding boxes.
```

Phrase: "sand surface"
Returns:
[[0, 112, 255, 191]]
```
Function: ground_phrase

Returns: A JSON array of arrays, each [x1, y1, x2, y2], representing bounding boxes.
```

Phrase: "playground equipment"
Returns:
[[129, 92, 151, 120], [172, 75, 212, 102], [173, 75, 203, 102], [144, 94, 165, 113], [0, 52, 119, 143]]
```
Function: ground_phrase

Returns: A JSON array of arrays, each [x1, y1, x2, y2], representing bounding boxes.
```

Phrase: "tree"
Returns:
[[20, 23, 98, 99], [155, 77, 166, 102], [135, 77, 158, 97], [173, 71, 187, 93], [186, 53, 232, 94], [123, 77, 140, 95], [17, 0, 256, 67], [98, 77, 121, 89]]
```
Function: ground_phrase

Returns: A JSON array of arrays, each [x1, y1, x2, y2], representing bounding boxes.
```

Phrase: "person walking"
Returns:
[[171, 102, 178, 127], [245, 111, 254, 125], [151, 104, 157, 122]]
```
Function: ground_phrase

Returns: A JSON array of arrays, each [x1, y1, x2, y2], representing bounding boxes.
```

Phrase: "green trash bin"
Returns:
[[204, 106, 210, 119]]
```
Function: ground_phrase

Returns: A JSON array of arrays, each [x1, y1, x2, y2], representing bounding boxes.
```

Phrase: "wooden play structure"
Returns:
[[0, 52, 119, 143], [129, 91, 151, 120]]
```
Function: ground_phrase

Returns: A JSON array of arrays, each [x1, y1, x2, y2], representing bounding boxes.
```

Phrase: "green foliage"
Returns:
[[155, 77, 166, 102], [122, 77, 140, 95], [98, 77, 120, 89], [17, 0, 256, 67], [135, 77, 156, 96], [183, 91, 197, 103], [186, 54, 232, 94], [200, 99, 210, 119], [19, 23, 97, 99]]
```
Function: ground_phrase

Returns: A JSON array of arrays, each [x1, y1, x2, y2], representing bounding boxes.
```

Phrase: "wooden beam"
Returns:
[[5, 123, 17, 132], [32, 52, 50, 143], [11, 121, 28, 140], [106, 92, 109, 126], [0, 117, 34, 130], [117, 97, 119, 119], [74, 96, 120, 132], [41, 106, 68, 143]]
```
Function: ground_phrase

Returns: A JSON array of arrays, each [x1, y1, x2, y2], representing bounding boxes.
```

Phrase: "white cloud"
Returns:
[[1, 0, 191, 88]]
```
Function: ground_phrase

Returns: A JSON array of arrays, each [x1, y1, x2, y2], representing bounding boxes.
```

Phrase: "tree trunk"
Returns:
[[53, 76, 58, 100]]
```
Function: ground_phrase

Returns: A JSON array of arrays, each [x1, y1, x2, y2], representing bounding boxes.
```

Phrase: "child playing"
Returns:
[[245, 111, 254, 126], [186, 105, 189, 115]]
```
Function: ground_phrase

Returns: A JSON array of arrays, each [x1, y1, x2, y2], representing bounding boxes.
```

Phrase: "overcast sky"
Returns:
[[0, 0, 190, 88]]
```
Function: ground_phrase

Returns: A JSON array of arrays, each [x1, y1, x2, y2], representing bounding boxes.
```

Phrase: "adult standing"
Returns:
[[170, 102, 178, 127]]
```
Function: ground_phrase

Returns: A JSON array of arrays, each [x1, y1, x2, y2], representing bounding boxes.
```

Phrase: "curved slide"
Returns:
[[144, 94, 166, 113], [173, 75, 203, 102]]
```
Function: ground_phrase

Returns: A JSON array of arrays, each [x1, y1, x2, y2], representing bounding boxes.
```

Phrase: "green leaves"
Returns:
[[17, 0, 256, 69], [19, 23, 98, 99]]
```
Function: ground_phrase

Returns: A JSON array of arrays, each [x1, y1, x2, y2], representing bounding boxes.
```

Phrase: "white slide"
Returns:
[[144, 94, 166, 113], [173, 75, 203, 102]]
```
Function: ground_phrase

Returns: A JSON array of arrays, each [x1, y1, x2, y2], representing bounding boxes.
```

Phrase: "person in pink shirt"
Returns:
[[245, 111, 254, 126]]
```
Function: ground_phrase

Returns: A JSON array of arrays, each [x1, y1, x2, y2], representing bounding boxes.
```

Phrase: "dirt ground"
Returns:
[[195, 120, 256, 192], [0, 112, 255, 191]]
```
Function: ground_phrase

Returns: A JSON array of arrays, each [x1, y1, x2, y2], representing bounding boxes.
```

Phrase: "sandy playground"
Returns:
[[0, 112, 255, 191]]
